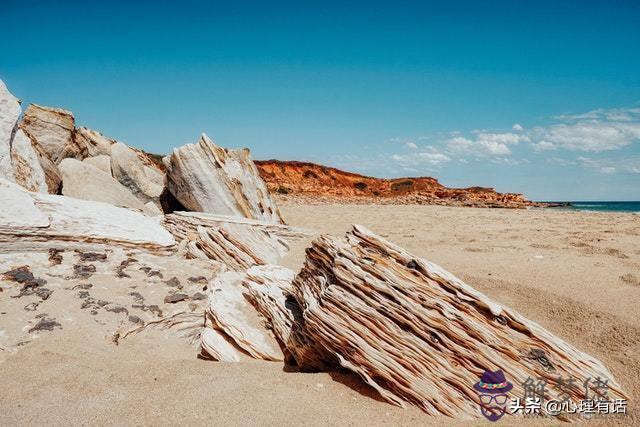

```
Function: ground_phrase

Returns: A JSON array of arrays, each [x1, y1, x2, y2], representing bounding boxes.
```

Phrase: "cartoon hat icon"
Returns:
[[474, 369, 513, 394]]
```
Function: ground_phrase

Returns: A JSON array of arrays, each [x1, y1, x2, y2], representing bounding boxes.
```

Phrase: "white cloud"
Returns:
[[533, 107, 640, 153], [577, 156, 640, 175], [405, 142, 418, 150], [446, 136, 510, 157], [442, 131, 529, 159], [534, 122, 640, 152], [531, 140, 555, 151], [390, 145, 451, 168], [512, 123, 524, 131], [556, 107, 640, 123]]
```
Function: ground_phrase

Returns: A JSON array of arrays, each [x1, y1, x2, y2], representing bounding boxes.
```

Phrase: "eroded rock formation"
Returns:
[[256, 160, 533, 208], [74, 126, 116, 157], [163, 211, 307, 269], [278, 225, 627, 418], [59, 158, 151, 213], [110, 142, 164, 208], [0, 80, 21, 182], [9, 129, 48, 193], [20, 104, 79, 163], [164, 134, 283, 222], [0, 178, 175, 253]]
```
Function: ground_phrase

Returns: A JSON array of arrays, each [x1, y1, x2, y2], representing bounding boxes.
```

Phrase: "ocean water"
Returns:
[[546, 201, 640, 213]]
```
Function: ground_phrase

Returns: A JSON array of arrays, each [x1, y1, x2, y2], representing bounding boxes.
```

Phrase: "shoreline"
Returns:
[[274, 195, 640, 213]]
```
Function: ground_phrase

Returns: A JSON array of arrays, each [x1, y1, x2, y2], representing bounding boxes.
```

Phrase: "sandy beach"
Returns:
[[1, 203, 638, 426]]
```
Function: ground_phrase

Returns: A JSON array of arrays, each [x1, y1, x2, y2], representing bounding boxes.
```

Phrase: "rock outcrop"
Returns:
[[0, 81, 61, 193], [256, 160, 533, 208], [110, 142, 163, 208], [59, 158, 150, 213], [74, 127, 116, 157], [163, 211, 307, 269], [20, 104, 79, 163], [204, 269, 285, 361], [0, 179, 175, 253], [9, 129, 48, 193], [0, 80, 21, 182], [199, 264, 297, 362], [82, 154, 112, 174], [164, 134, 283, 223], [276, 225, 626, 418]]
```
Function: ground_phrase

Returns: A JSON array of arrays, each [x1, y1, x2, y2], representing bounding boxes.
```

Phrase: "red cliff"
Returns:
[[255, 160, 533, 208]]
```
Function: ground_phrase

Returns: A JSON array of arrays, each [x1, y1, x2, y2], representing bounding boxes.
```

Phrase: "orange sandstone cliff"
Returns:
[[255, 160, 534, 208]]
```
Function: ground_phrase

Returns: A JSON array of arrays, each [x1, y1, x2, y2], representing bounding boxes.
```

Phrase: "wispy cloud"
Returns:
[[391, 146, 451, 168], [378, 105, 640, 176], [577, 156, 640, 175], [533, 107, 640, 152]]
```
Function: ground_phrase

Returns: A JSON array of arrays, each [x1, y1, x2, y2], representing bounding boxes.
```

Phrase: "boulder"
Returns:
[[144, 201, 163, 216], [199, 265, 298, 362], [277, 225, 627, 418], [32, 140, 63, 193], [59, 158, 148, 212], [110, 142, 163, 207], [0, 80, 21, 182], [74, 127, 115, 157], [163, 134, 283, 223], [204, 270, 284, 361], [163, 211, 308, 270], [20, 104, 78, 163], [0, 178, 175, 252], [10, 129, 48, 193], [82, 155, 112, 175]]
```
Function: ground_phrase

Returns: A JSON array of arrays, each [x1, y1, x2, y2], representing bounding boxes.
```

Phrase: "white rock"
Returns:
[[32, 140, 62, 193], [206, 270, 284, 361], [82, 155, 112, 175], [74, 127, 115, 157], [10, 129, 48, 193], [164, 134, 283, 223], [59, 158, 147, 212], [110, 142, 163, 207], [162, 211, 308, 270], [20, 104, 77, 163], [200, 328, 243, 362], [0, 179, 49, 229], [144, 201, 163, 216], [0, 178, 175, 252], [0, 80, 20, 182]]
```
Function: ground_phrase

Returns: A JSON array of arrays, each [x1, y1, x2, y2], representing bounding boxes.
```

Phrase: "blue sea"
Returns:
[[545, 201, 640, 213]]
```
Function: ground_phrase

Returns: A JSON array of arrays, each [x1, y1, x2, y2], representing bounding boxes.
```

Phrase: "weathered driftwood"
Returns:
[[163, 211, 308, 269], [163, 134, 283, 223], [0, 178, 175, 253], [277, 225, 627, 419]]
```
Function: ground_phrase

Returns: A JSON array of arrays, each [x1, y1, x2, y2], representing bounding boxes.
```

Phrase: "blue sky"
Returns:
[[1, 0, 639, 200]]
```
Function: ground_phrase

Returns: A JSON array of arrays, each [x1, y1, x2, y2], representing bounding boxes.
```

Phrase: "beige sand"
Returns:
[[1, 204, 639, 426]]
